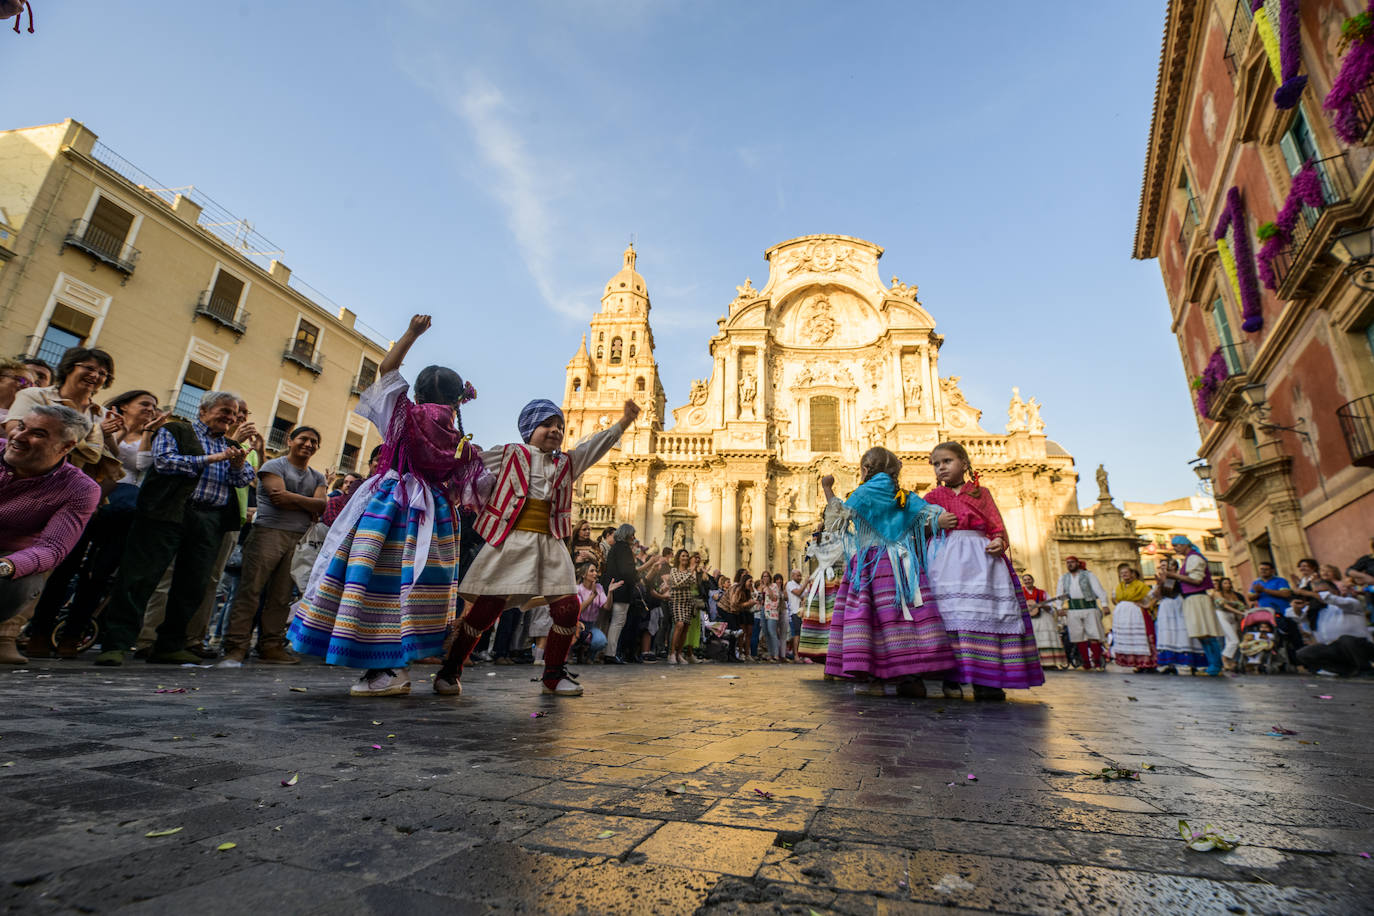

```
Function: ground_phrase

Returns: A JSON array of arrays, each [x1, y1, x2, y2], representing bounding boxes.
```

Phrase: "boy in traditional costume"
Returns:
[[820, 447, 958, 697], [287, 315, 486, 697], [925, 441, 1045, 701], [435, 397, 639, 696]]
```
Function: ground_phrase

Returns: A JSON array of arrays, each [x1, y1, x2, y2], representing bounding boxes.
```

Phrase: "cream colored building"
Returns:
[[0, 119, 387, 471], [564, 234, 1134, 585], [1124, 495, 1228, 579]]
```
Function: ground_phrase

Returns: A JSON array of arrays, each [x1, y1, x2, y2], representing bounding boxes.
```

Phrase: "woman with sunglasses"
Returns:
[[0, 358, 36, 423]]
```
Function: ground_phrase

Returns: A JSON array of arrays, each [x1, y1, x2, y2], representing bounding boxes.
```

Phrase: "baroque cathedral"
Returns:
[[563, 234, 1112, 585]]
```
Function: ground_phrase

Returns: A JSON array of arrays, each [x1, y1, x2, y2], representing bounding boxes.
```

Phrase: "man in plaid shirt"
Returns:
[[96, 391, 256, 666]]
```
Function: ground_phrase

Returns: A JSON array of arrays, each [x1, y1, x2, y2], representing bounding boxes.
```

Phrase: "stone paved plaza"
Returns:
[[1, 660, 1371, 915]]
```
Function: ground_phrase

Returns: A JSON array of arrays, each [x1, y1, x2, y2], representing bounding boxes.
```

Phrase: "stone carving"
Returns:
[[783, 239, 866, 277], [1007, 386, 1028, 432], [735, 277, 758, 300], [940, 377, 983, 431], [1096, 464, 1111, 502], [941, 377, 969, 409], [689, 379, 709, 406], [740, 489, 753, 531], [904, 376, 922, 416], [738, 533, 752, 568], [739, 371, 758, 419], [672, 523, 686, 551], [862, 406, 888, 447], [862, 355, 884, 390], [888, 276, 918, 301], [802, 298, 837, 345], [1026, 397, 1044, 433]]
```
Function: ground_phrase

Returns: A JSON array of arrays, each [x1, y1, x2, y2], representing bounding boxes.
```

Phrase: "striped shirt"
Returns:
[[0, 444, 103, 577], [152, 420, 255, 507]]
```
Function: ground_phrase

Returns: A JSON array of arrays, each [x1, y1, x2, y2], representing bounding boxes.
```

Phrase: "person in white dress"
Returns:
[[435, 397, 639, 697]]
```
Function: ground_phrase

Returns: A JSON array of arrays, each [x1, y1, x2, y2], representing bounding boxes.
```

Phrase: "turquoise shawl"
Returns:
[[836, 473, 941, 617]]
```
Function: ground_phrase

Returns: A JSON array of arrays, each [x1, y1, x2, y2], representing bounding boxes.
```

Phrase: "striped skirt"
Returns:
[[1154, 596, 1204, 668], [928, 538, 1044, 690], [287, 476, 457, 669], [1111, 600, 1156, 668], [798, 582, 838, 661], [1030, 609, 1068, 667], [823, 549, 955, 681]]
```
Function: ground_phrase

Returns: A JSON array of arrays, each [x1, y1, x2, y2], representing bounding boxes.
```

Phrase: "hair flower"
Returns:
[[460, 381, 478, 404]]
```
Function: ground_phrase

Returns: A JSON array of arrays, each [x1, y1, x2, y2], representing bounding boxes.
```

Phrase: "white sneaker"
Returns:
[[216, 658, 243, 669], [433, 674, 462, 695], [1315, 669, 1339, 677], [666, 655, 679, 666], [350, 668, 412, 697], [541, 669, 584, 696]]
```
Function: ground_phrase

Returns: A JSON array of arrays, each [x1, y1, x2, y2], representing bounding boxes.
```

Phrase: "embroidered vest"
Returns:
[[1179, 551, 1215, 596], [473, 444, 573, 547]]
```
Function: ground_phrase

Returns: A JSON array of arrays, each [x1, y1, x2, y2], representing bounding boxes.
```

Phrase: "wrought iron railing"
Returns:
[[337, 452, 358, 473], [63, 219, 140, 274], [282, 338, 322, 374], [1344, 79, 1374, 146], [1223, 0, 1253, 76], [193, 289, 248, 334], [24, 334, 74, 369], [350, 369, 378, 397], [1269, 152, 1356, 293], [267, 427, 289, 452], [1337, 394, 1374, 468]]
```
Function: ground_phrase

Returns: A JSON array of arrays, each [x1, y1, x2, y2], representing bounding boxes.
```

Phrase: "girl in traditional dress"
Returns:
[[821, 447, 958, 697], [798, 529, 844, 666], [1110, 563, 1156, 672], [435, 397, 639, 696], [1152, 558, 1204, 674], [288, 314, 485, 697], [925, 441, 1045, 701], [1023, 573, 1068, 669]]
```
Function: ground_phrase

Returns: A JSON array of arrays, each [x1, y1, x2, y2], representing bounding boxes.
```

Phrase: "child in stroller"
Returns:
[[1238, 609, 1282, 673]]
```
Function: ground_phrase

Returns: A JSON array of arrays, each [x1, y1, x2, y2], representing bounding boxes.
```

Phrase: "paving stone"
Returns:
[[519, 811, 663, 857], [634, 820, 778, 876]]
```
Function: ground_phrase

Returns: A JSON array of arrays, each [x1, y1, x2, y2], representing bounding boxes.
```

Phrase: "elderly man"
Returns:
[[0, 406, 103, 662], [1057, 556, 1109, 671], [96, 391, 256, 666]]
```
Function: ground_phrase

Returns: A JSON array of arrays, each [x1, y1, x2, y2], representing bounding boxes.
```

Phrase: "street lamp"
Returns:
[[1192, 461, 1213, 482], [1240, 383, 1267, 409], [1329, 227, 1374, 292]]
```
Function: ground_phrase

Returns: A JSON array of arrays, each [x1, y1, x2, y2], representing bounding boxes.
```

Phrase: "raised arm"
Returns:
[[569, 400, 640, 478], [378, 314, 431, 378]]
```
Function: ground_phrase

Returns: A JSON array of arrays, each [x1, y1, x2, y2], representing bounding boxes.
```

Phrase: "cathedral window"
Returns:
[[671, 483, 689, 508], [598, 332, 605, 341], [596, 346, 604, 360], [629, 345, 637, 357], [631, 331, 636, 340], [635, 376, 645, 391], [584, 483, 599, 501], [610, 336, 623, 365], [810, 396, 840, 452], [572, 377, 582, 392]]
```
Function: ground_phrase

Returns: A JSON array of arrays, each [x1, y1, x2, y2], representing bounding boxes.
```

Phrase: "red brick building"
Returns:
[[1134, 0, 1374, 580]]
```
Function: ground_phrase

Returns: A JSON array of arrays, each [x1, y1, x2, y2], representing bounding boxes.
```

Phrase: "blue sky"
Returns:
[[8, 1, 1199, 505]]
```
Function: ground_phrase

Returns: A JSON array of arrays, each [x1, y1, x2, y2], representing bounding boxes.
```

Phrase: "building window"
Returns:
[[1203, 536, 1219, 552], [292, 319, 319, 359], [596, 346, 604, 360], [598, 332, 605, 342], [267, 403, 299, 452], [1212, 297, 1242, 374], [671, 483, 689, 508], [810, 396, 840, 452], [631, 331, 636, 340], [1279, 106, 1331, 228], [584, 483, 599, 502], [33, 303, 94, 366], [572, 377, 582, 392], [1365, 321, 1374, 359], [205, 270, 244, 322], [84, 196, 135, 262], [1207, 561, 1225, 577], [1141, 559, 1157, 577], [173, 360, 219, 419], [635, 376, 645, 391], [629, 345, 636, 357], [356, 357, 378, 391], [339, 431, 362, 473], [610, 337, 623, 365]]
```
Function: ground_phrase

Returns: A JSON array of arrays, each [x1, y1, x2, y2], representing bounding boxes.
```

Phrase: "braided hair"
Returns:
[[414, 365, 467, 437], [933, 440, 982, 496]]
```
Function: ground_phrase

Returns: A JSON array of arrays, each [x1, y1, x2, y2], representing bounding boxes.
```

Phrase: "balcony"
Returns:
[[1201, 342, 1255, 421], [1222, 0, 1252, 77], [193, 289, 248, 335], [337, 452, 358, 473], [350, 372, 377, 397], [1337, 394, 1374, 468], [1269, 153, 1357, 298], [63, 218, 140, 277], [655, 432, 714, 459], [282, 338, 323, 375], [267, 427, 288, 452], [577, 504, 617, 526]]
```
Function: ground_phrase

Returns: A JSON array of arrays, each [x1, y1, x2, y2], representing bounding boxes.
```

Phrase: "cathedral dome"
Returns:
[[605, 244, 648, 298]]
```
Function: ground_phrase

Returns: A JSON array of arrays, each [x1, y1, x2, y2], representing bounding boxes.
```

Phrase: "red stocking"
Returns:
[[438, 596, 506, 680], [541, 595, 581, 688]]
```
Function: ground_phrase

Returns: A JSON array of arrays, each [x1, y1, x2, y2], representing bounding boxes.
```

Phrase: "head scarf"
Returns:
[[1171, 535, 1198, 553], [1065, 555, 1082, 567], [518, 399, 563, 443]]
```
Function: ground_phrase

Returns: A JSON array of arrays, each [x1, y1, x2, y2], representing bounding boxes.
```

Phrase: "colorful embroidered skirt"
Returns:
[[1030, 609, 1068, 667], [927, 536, 1044, 689], [287, 476, 457, 669], [823, 549, 954, 680], [1111, 600, 1156, 668], [798, 581, 838, 661], [1154, 596, 1205, 668]]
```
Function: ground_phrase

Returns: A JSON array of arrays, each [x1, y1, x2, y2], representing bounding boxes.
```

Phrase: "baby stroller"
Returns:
[[1238, 609, 1284, 673]]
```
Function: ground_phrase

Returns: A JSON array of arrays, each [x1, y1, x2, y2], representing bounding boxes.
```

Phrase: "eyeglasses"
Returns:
[[73, 363, 110, 380], [0, 374, 31, 388]]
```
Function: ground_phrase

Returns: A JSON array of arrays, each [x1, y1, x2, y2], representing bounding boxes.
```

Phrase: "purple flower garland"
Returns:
[[1256, 162, 1325, 289], [1325, 0, 1374, 143], [1195, 349, 1231, 420], [1214, 187, 1265, 332], [1273, 0, 1309, 109]]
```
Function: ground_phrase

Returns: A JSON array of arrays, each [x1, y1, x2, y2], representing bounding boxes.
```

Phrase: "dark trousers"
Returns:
[[0, 572, 49, 623], [1274, 615, 1304, 666], [100, 507, 226, 653], [492, 607, 521, 658], [31, 506, 136, 642], [1297, 636, 1374, 677]]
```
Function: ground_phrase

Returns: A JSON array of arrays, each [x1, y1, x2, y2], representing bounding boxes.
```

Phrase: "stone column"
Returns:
[[724, 350, 738, 421], [720, 482, 737, 574], [919, 347, 933, 419], [753, 485, 769, 575]]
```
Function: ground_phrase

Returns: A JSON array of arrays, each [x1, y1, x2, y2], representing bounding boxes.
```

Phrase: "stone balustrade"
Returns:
[[575, 503, 618, 526], [655, 432, 715, 458]]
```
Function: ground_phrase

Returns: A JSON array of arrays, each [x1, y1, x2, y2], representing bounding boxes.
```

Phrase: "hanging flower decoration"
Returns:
[[1256, 162, 1326, 290], [1214, 187, 1264, 333], [1325, 1, 1374, 143], [1251, 1, 1307, 109], [1194, 349, 1231, 420]]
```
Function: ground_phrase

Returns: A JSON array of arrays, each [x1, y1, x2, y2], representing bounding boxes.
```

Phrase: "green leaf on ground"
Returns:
[[145, 827, 183, 837]]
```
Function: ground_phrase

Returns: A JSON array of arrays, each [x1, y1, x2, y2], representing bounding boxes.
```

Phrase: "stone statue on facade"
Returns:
[[739, 371, 758, 419], [1095, 464, 1111, 502], [1007, 386, 1028, 432], [888, 276, 918, 301], [738, 533, 753, 569], [672, 523, 686, 552], [904, 375, 922, 415], [1026, 397, 1044, 433], [689, 379, 709, 406], [735, 277, 758, 301], [740, 489, 753, 532]]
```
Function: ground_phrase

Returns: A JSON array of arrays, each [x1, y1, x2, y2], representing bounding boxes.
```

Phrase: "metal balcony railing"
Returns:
[[193, 289, 248, 334], [1223, 0, 1253, 76], [1337, 394, 1374, 468], [350, 370, 377, 397], [282, 338, 322, 375], [337, 452, 358, 473], [267, 427, 289, 452], [63, 219, 140, 274], [1269, 153, 1356, 295]]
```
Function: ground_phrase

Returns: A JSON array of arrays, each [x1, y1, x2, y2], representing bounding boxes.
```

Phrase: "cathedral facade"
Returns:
[[563, 235, 1091, 585]]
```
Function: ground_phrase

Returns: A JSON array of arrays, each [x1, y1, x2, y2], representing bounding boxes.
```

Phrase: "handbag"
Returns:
[[290, 522, 329, 592]]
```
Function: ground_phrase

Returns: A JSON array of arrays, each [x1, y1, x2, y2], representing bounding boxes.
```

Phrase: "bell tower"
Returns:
[[564, 245, 666, 519]]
